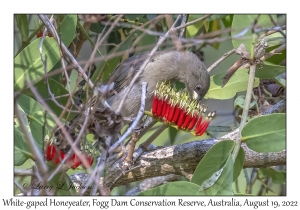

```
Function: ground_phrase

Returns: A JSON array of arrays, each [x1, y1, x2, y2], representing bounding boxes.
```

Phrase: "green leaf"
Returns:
[[242, 113, 286, 152], [29, 119, 46, 148], [14, 37, 60, 90], [14, 129, 32, 166], [274, 74, 286, 88], [265, 46, 286, 66], [191, 140, 235, 186], [204, 69, 259, 100], [24, 78, 77, 120], [203, 156, 233, 195], [169, 127, 178, 145], [15, 15, 29, 42], [233, 147, 245, 182], [186, 15, 204, 38], [29, 111, 59, 148], [138, 181, 201, 195], [232, 15, 276, 50], [264, 30, 286, 48], [16, 94, 44, 115], [255, 62, 286, 79], [259, 168, 286, 184], [60, 14, 77, 47], [222, 15, 234, 32]]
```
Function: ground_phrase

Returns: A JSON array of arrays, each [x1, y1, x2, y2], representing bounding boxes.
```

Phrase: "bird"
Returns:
[[105, 50, 210, 120], [54, 50, 210, 152]]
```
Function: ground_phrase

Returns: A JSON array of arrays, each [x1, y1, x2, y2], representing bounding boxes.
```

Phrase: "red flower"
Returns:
[[156, 97, 163, 118], [150, 81, 215, 136], [195, 110, 216, 136], [172, 105, 181, 124], [69, 154, 82, 169], [187, 114, 198, 130], [45, 143, 56, 161]]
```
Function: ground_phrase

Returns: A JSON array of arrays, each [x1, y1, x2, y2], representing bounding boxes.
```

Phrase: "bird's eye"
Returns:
[[196, 84, 201, 91]]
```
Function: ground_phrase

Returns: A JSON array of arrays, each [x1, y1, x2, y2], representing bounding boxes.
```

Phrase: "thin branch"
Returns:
[[179, 14, 187, 38], [207, 48, 236, 73], [109, 82, 148, 153], [38, 30, 79, 113], [173, 14, 212, 31], [91, 136, 110, 196], [14, 180, 28, 195], [241, 43, 286, 69], [14, 169, 34, 176], [232, 64, 256, 161]]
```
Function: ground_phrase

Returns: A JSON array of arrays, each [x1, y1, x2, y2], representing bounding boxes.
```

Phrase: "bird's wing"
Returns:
[[106, 52, 150, 94]]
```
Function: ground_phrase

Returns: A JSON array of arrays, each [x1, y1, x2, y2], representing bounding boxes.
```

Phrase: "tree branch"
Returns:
[[105, 139, 285, 187]]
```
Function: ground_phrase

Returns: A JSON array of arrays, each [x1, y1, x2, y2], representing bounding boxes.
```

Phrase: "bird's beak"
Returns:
[[193, 91, 198, 100]]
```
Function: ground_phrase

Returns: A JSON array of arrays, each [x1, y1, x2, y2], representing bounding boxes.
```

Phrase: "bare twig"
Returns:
[[91, 143, 108, 195], [232, 64, 256, 161], [173, 14, 212, 31], [179, 14, 187, 38], [124, 132, 138, 163], [38, 30, 79, 114], [14, 180, 28, 195], [207, 48, 236, 73], [109, 82, 148, 153], [14, 169, 34, 176]]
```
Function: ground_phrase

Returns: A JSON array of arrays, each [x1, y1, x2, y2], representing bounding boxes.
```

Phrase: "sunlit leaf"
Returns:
[[16, 94, 44, 115], [14, 37, 60, 90]]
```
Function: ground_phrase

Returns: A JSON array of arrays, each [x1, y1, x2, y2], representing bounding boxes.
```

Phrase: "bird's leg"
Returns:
[[118, 118, 145, 170], [121, 132, 139, 169]]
